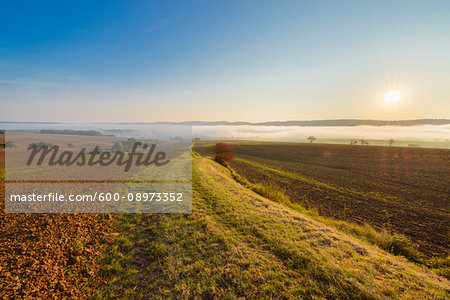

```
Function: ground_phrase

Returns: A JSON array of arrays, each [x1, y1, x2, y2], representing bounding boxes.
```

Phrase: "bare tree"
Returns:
[[388, 139, 395, 147], [360, 139, 369, 145], [307, 136, 317, 144]]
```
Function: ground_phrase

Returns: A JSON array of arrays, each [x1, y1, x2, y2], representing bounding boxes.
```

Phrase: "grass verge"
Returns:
[[226, 162, 440, 270]]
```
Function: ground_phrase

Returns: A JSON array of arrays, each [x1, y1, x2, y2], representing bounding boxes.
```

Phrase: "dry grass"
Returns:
[[229, 164, 423, 264], [96, 158, 449, 299]]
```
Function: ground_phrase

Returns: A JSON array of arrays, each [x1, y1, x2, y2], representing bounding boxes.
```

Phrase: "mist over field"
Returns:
[[2, 122, 449, 145], [193, 125, 450, 143]]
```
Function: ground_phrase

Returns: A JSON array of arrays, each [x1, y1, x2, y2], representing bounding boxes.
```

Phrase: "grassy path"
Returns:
[[95, 158, 449, 299]]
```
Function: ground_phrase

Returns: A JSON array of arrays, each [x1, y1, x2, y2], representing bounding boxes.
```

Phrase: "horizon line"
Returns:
[[1, 118, 449, 125]]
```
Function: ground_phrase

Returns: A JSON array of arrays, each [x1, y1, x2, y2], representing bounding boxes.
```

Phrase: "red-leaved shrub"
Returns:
[[213, 142, 235, 165]]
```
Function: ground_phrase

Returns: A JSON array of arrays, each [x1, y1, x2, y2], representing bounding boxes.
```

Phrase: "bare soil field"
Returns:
[[195, 142, 450, 258], [0, 143, 116, 298]]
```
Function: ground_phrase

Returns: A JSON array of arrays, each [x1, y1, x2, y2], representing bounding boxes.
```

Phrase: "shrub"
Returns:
[[112, 138, 142, 152], [5, 141, 17, 148], [28, 141, 52, 148], [112, 141, 126, 152], [213, 142, 235, 165]]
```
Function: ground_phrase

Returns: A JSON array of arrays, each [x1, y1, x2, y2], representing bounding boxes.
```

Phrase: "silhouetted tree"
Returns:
[[213, 142, 235, 165], [307, 136, 317, 144], [360, 139, 369, 145]]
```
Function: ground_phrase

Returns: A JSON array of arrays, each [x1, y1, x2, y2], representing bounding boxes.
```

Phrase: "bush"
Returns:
[[4, 141, 17, 148], [112, 141, 126, 152], [213, 143, 235, 165], [112, 138, 142, 152], [28, 141, 52, 148]]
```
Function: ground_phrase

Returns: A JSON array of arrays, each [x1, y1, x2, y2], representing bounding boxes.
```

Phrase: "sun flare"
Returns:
[[385, 90, 401, 104]]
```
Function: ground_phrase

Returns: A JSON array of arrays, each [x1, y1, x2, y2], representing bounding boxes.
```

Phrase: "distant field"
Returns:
[[195, 142, 450, 258], [307, 139, 450, 149]]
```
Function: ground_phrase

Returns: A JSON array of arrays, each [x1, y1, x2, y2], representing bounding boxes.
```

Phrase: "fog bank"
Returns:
[[193, 125, 450, 142]]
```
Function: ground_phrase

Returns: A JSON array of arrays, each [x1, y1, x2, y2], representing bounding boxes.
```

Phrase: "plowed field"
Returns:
[[196, 142, 450, 257]]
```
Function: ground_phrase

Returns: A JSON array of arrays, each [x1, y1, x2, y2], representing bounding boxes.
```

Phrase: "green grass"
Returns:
[[231, 157, 450, 276], [228, 163, 424, 263], [94, 158, 449, 299], [92, 214, 145, 298]]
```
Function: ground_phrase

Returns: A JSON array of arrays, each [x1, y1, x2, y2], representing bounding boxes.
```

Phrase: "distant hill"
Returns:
[[179, 119, 450, 126], [1, 119, 449, 127], [39, 129, 103, 136]]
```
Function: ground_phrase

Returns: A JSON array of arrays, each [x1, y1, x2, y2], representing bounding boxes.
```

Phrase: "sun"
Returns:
[[385, 90, 401, 104]]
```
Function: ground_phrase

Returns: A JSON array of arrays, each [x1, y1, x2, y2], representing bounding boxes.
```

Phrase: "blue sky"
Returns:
[[1, 0, 449, 122]]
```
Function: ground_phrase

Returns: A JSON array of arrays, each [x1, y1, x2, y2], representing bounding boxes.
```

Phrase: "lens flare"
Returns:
[[385, 90, 401, 104]]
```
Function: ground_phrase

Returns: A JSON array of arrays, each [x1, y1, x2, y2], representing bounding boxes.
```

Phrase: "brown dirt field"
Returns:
[[0, 138, 117, 298], [195, 142, 450, 258]]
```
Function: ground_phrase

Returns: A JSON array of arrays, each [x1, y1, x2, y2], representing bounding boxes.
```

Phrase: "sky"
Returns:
[[1, 0, 450, 122]]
